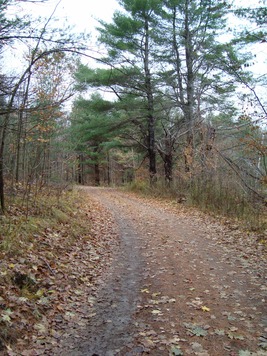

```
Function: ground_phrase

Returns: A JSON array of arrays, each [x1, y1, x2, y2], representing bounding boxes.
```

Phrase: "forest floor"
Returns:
[[1, 186, 267, 355]]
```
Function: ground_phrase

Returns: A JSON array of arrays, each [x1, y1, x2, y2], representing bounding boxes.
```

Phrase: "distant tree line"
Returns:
[[1, 0, 266, 220]]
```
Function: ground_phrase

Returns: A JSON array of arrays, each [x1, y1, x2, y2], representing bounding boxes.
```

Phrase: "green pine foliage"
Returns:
[[69, 0, 267, 216]]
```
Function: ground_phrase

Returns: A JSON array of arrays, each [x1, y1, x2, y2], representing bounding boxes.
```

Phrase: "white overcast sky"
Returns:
[[57, 0, 121, 31], [2, 0, 265, 112], [26, 0, 121, 36], [3, 0, 122, 70], [6, 0, 266, 63], [4, 0, 266, 93], [27, 0, 267, 73], [26, 0, 259, 33]]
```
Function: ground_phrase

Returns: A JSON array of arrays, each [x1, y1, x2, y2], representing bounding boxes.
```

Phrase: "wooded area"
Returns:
[[0, 0, 267, 224], [0, 1, 267, 353]]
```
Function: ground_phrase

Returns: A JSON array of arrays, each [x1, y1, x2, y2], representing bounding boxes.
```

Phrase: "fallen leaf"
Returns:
[[168, 298, 176, 303], [142, 338, 155, 348], [152, 292, 161, 297], [227, 332, 244, 340], [201, 306, 210, 312], [184, 323, 208, 337], [191, 342, 206, 353], [258, 336, 267, 350], [1, 314, 11, 323], [169, 345, 183, 355], [238, 351, 251, 356], [214, 329, 225, 336], [34, 323, 47, 335], [151, 309, 162, 315], [141, 288, 150, 293]]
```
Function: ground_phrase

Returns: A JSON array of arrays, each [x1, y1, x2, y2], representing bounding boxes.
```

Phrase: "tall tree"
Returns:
[[156, 0, 237, 173], [86, 0, 162, 183], [70, 93, 123, 185]]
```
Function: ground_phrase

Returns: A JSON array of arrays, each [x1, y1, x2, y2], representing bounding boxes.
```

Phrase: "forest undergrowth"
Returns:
[[127, 179, 267, 239], [0, 185, 118, 354]]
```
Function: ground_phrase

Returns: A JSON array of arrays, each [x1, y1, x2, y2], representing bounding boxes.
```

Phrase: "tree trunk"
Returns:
[[164, 153, 173, 186], [0, 153, 4, 214], [184, 133, 194, 173], [15, 111, 23, 183], [172, 6, 185, 109], [144, 15, 157, 184], [148, 115, 157, 184], [95, 162, 100, 186], [184, 0, 195, 174], [0, 114, 9, 214], [107, 151, 111, 186], [77, 154, 84, 185]]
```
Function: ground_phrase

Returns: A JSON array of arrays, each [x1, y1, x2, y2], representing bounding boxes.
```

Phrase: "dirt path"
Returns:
[[61, 189, 145, 355], [62, 187, 266, 356]]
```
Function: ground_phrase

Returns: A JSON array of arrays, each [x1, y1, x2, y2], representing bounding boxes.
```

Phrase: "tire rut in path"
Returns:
[[67, 188, 144, 355]]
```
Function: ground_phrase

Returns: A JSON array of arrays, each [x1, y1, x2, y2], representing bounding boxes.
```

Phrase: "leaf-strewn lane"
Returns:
[[61, 187, 266, 355]]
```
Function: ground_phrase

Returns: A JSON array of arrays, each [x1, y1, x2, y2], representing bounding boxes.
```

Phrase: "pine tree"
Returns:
[[86, 0, 163, 183], [70, 93, 123, 185], [155, 0, 237, 173]]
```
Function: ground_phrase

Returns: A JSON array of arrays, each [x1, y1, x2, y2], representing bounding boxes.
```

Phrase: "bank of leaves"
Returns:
[[0, 186, 118, 355]]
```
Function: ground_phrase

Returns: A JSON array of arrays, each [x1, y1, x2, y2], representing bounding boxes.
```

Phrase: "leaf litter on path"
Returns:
[[78, 188, 266, 356], [3, 187, 266, 355]]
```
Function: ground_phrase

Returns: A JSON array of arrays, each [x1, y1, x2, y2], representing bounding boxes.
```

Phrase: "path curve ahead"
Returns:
[[63, 187, 266, 356]]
